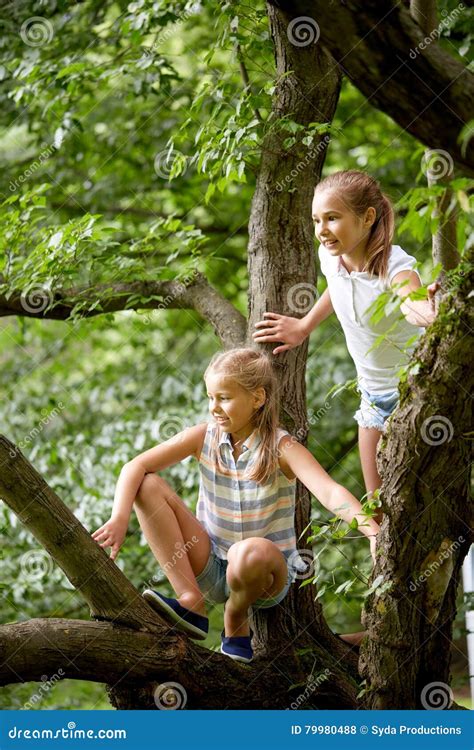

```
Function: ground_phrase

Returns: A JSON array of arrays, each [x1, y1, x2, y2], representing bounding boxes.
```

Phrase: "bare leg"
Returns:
[[135, 473, 211, 615], [339, 631, 366, 647], [224, 538, 287, 637], [358, 426, 383, 524]]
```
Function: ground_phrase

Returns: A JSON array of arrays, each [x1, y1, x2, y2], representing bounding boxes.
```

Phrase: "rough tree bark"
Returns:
[[361, 248, 473, 709], [246, 3, 346, 659]]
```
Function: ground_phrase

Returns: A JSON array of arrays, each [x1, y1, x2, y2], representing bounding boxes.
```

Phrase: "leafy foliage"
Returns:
[[0, 0, 471, 708]]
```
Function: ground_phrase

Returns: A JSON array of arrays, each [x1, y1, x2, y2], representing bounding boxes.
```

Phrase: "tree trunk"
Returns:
[[361, 249, 473, 709], [247, 2, 350, 663]]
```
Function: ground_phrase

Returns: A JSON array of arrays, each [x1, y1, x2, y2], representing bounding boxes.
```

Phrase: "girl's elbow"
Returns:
[[123, 458, 148, 477]]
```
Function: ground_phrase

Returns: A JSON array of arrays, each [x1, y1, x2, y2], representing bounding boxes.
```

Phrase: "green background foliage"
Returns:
[[0, 0, 472, 708]]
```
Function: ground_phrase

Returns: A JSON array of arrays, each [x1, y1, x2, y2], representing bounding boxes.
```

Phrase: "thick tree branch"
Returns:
[[0, 436, 168, 633], [0, 273, 246, 348], [269, 0, 474, 175], [0, 620, 179, 688], [0, 618, 358, 708]]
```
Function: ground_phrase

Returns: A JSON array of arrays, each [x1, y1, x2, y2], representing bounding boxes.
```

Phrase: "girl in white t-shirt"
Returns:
[[253, 170, 438, 510]]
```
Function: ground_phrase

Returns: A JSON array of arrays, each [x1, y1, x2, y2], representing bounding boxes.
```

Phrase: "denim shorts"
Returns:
[[195, 546, 292, 610], [353, 387, 399, 431]]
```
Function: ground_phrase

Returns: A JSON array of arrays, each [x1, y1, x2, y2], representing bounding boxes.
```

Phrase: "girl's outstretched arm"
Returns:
[[392, 271, 439, 327], [252, 288, 334, 355], [92, 422, 207, 560], [278, 436, 379, 560]]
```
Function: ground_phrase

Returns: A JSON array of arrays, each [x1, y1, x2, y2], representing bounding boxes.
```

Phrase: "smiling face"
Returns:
[[312, 190, 375, 262], [205, 371, 265, 441]]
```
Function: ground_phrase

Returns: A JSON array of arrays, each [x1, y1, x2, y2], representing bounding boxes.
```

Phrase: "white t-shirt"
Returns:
[[318, 244, 423, 395]]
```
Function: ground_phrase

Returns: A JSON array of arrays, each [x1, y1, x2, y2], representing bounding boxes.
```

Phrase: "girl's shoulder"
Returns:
[[386, 245, 419, 285], [275, 429, 297, 481], [195, 421, 213, 461]]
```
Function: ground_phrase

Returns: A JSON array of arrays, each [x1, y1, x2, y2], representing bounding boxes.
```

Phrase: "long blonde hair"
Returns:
[[204, 347, 280, 484], [314, 170, 395, 280]]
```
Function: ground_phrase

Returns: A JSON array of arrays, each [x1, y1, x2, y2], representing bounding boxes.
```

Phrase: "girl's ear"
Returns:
[[365, 206, 377, 227], [253, 387, 266, 410]]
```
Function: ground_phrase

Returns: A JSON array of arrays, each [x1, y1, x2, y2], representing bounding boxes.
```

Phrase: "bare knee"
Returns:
[[227, 539, 279, 589], [135, 473, 165, 507]]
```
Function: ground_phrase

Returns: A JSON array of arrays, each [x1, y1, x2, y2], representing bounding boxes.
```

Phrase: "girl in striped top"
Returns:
[[92, 347, 379, 663]]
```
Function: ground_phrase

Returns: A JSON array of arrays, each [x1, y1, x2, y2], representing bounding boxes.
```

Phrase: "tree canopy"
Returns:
[[0, 0, 472, 711]]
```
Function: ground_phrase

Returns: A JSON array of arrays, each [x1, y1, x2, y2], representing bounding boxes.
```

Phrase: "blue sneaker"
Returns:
[[220, 629, 254, 663], [143, 589, 208, 640]]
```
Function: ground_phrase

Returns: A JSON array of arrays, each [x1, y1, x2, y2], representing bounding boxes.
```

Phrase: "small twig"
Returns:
[[235, 42, 262, 123]]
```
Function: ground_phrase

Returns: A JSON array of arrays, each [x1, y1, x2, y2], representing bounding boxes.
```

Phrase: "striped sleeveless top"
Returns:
[[197, 422, 305, 579]]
